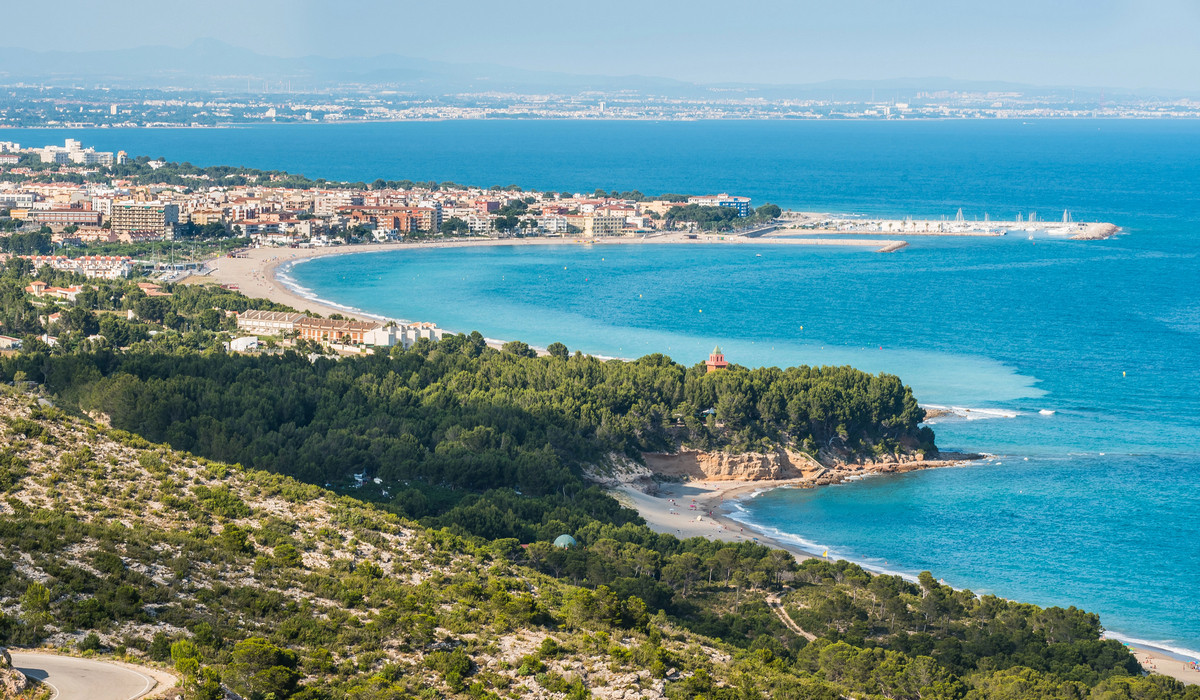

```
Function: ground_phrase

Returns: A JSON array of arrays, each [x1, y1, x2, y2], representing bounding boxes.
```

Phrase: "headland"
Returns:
[[599, 448, 981, 554]]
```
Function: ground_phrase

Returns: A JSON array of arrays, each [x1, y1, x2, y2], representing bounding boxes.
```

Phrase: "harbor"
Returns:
[[781, 209, 1119, 240]]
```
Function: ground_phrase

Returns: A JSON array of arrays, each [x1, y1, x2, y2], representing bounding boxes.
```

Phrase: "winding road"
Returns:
[[9, 652, 161, 700]]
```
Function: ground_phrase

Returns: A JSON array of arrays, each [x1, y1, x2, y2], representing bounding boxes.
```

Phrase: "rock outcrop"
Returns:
[[642, 447, 823, 482], [0, 647, 29, 697], [635, 447, 982, 488], [1070, 223, 1120, 240]]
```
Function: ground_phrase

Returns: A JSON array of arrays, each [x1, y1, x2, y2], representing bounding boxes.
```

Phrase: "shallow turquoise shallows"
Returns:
[[14, 119, 1199, 655]]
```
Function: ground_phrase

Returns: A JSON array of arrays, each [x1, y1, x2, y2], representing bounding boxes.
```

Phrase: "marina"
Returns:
[[782, 209, 1119, 239]]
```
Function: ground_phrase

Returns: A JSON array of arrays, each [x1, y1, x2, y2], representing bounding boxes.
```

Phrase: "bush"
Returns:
[[79, 631, 101, 651]]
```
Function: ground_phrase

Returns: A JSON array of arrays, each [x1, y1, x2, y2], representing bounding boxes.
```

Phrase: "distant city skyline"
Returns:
[[4, 0, 1200, 91]]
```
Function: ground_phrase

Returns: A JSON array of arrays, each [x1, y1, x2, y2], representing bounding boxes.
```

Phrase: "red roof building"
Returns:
[[706, 346, 729, 373]]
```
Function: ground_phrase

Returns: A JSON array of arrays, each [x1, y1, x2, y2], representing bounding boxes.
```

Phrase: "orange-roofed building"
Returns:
[[706, 346, 729, 373]]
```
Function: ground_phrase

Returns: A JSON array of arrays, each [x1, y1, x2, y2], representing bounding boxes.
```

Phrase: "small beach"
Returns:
[[610, 479, 810, 550]]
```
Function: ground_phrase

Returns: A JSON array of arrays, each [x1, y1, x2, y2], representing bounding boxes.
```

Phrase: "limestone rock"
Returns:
[[642, 447, 820, 481], [0, 647, 29, 697]]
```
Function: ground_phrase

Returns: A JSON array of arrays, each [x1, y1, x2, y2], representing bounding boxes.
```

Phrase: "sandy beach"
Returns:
[[1125, 646, 1200, 686], [610, 478, 810, 550], [192, 231, 908, 325]]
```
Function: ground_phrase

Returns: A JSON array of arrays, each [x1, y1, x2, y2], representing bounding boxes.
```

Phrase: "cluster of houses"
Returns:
[[1, 155, 755, 249], [234, 309, 443, 351], [24, 280, 87, 302], [0, 270, 440, 357], [0, 253, 135, 279]]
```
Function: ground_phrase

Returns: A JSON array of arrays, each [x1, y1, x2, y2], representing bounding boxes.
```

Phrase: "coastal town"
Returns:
[[1, 139, 772, 252], [6, 84, 1200, 128], [0, 139, 1116, 257], [0, 138, 1123, 356], [0, 138, 790, 356]]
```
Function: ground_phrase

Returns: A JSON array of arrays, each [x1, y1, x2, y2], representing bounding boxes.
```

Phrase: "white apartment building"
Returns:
[[39, 139, 115, 167], [0, 192, 34, 209], [236, 310, 306, 335], [538, 215, 570, 234]]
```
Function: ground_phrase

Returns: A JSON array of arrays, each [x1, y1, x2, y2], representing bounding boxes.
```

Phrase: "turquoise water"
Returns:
[[12, 120, 1200, 654]]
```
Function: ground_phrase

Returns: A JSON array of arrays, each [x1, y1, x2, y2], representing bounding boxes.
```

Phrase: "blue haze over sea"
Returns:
[[12, 120, 1199, 655]]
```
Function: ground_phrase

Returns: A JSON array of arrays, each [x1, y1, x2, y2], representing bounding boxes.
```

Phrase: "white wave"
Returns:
[[273, 263, 395, 322], [958, 406, 1019, 420], [923, 404, 1020, 421], [842, 472, 882, 482], [1103, 632, 1200, 662], [1039, 409, 1056, 415], [719, 508, 923, 582], [723, 491, 1199, 659], [726, 501, 750, 515]]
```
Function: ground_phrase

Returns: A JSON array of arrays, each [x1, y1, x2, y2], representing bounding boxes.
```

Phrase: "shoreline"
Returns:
[[4, 117, 1194, 132], [608, 454, 983, 567], [197, 231, 906, 328], [193, 210, 1124, 322], [610, 472, 1197, 683]]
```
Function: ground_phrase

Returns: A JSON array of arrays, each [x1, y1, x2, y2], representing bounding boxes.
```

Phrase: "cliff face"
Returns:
[[642, 447, 823, 481], [637, 447, 979, 485]]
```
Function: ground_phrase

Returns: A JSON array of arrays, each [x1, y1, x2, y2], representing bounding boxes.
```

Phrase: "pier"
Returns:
[[780, 212, 1119, 240]]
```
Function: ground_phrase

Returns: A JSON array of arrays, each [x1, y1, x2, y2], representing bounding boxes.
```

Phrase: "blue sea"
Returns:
[[11, 120, 1200, 656]]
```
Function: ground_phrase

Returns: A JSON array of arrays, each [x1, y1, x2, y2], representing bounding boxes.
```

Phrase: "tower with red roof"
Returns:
[[706, 346, 729, 373]]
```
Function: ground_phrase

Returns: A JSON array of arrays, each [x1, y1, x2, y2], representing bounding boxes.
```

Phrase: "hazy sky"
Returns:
[[8, 0, 1200, 89]]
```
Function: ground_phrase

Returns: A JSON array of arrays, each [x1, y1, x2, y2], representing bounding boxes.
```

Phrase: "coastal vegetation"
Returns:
[[0, 229, 54, 255], [665, 203, 782, 231], [0, 260, 289, 349], [3, 328, 933, 539]]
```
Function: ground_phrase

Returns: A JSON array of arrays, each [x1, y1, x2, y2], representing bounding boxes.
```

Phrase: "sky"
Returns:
[[6, 0, 1200, 90]]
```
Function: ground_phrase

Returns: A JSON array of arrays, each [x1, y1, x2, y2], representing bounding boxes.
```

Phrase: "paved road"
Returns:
[[10, 652, 158, 700]]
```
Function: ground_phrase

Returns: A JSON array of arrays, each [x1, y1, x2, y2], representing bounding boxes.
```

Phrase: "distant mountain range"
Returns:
[[0, 39, 1172, 99]]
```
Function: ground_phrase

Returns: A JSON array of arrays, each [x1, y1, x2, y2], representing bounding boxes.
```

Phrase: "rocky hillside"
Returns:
[[0, 392, 741, 698]]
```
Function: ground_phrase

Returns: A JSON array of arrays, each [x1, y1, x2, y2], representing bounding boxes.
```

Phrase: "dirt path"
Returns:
[[765, 593, 816, 641]]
